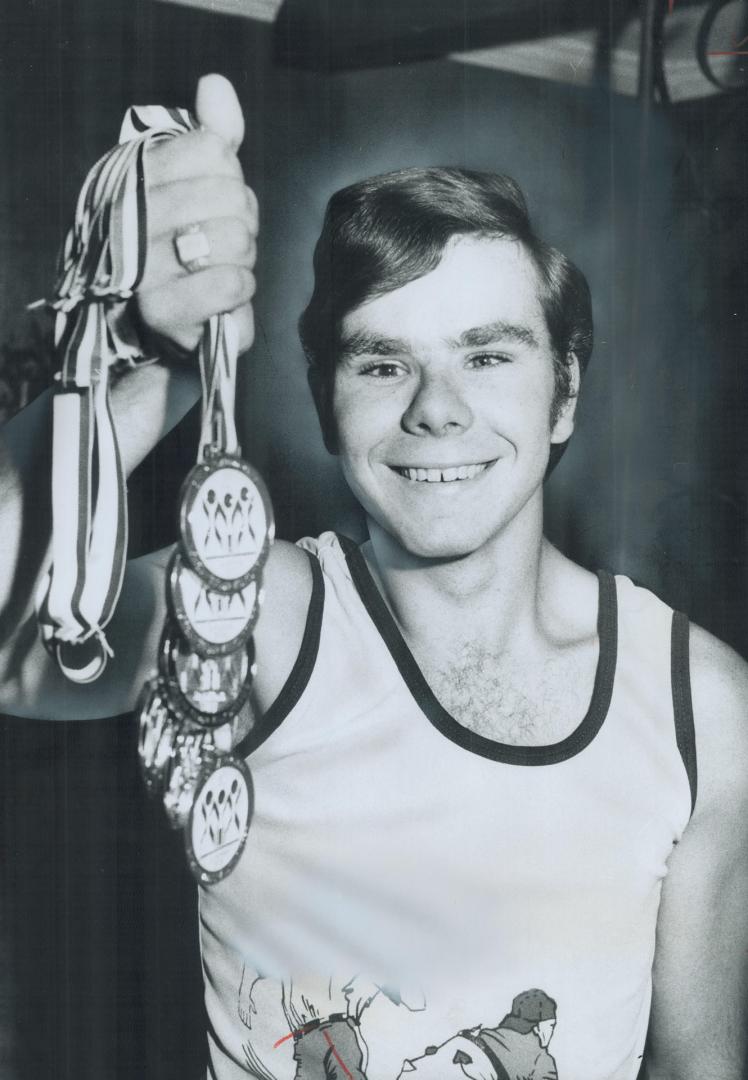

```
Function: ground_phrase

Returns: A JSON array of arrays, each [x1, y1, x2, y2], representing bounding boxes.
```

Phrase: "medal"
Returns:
[[159, 626, 255, 728], [148, 317, 268, 884], [137, 679, 179, 794], [168, 550, 261, 657], [162, 731, 216, 829], [179, 452, 274, 593], [184, 755, 253, 884]]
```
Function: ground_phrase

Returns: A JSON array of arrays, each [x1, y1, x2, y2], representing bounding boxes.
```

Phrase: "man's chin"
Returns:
[[373, 519, 489, 564]]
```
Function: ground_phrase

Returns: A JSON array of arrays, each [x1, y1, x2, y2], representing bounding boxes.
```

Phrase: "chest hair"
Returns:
[[418, 638, 595, 745]]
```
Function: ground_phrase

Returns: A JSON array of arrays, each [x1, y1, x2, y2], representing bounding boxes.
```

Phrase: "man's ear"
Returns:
[[550, 352, 581, 445], [307, 366, 339, 455]]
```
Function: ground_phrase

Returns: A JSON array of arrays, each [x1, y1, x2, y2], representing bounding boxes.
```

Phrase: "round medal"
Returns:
[[160, 627, 255, 728], [184, 755, 253, 884], [168, 551, 261, 657], [179, 453, 274, 593], [136, 680, 178, 794], [163, 731, 215, 829]]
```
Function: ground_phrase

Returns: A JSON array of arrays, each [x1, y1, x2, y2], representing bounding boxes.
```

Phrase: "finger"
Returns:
[[227, 303, 255, 355], [147, 175, 256, 237], [146, 128, 243, 187], [195, 73, 244, 151], [143, 215, 256, 291], [137, 266, 256, 352]]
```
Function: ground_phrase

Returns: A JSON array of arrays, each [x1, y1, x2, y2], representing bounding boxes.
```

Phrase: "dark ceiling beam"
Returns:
[[273, 0, 606, 72]]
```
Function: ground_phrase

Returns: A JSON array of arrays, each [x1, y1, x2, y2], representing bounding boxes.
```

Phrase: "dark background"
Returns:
[[0, 0, 746, 1076]]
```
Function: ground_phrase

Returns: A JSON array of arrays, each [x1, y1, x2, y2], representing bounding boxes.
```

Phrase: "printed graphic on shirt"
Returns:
[[397, 989, 558, 1080], [237, 976, 556, 1080], [237, 971, 426, 1080]]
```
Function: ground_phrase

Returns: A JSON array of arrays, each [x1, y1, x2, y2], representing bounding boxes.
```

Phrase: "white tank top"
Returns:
[[198, 532, 696, 1080]]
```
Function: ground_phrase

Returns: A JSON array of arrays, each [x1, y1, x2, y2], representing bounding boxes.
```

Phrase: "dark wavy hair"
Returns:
[[299, 167, 593, 463]]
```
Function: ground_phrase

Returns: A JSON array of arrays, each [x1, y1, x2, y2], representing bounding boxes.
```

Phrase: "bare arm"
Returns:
[[641, 625, 748, 1080]]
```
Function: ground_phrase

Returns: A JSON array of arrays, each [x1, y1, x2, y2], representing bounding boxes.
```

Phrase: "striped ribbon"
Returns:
[[37, 104, 237, 682]]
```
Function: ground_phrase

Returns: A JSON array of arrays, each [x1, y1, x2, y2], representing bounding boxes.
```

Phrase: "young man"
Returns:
[[1, 77, 746, 1080]]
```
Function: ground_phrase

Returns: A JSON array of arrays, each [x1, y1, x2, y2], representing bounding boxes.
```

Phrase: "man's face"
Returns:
[[332, 236, 577, 560], [535, 1018, 556, 1048]]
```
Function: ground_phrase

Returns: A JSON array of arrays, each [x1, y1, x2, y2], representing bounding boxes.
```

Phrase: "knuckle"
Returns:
[[208, 177, 246, 216], [199, 129, 242, 175], [193, 128, 225, 160], [228, 218, 255, 260], [220, 265, 252, 307]]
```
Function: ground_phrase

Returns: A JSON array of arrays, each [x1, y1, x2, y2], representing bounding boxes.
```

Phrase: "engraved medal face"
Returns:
[[179, 455, 274, 592], [185, 756, 253, 884], [168, 551, 261, 657], [160, 628, 254, 727]]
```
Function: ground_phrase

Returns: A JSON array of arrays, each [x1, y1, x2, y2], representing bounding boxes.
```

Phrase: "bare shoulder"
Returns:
[[129, 539, 315, 713], [688, 622, 748, 817], [539, 541, 601, 644], [251, 539, 316, 710]]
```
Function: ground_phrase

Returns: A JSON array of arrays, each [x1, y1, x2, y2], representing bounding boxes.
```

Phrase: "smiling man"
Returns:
[[1, 80, 746, 1080]]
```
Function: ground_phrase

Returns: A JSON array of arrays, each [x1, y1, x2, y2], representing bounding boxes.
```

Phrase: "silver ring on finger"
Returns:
[[174, 222, 212, 274]]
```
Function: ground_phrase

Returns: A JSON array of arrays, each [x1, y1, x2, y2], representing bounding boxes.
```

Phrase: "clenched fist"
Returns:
[[136, 74, 258, 354]]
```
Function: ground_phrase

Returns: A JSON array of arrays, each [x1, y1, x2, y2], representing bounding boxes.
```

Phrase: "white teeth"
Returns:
[[396, 463, 490, 482]]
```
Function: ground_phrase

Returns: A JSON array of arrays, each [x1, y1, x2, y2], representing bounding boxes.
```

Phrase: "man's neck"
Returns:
[[363, 496, 550, 658]]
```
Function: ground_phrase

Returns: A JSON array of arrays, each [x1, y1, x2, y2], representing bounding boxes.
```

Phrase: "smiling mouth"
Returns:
[[390, 462, 493, 483]]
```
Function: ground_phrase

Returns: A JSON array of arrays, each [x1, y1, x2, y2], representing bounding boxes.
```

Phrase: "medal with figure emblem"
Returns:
[[179, 453, 274, 593], [184, 755, 254, 884], [168, 551, 262, 657]]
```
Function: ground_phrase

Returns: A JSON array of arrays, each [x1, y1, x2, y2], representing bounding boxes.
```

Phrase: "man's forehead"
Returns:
[[338, 234, 548, 354]]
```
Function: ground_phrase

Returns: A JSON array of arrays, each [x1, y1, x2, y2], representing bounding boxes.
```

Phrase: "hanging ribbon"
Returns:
[[36, 105, 214, 682]]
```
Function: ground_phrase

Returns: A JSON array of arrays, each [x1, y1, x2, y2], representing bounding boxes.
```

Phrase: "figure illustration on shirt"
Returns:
[[396, 988, 558, 1080], [237, 970, 426, 1080]]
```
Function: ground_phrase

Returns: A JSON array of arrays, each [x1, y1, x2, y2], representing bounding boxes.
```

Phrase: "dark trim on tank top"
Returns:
[[671, 610, 698, 815], [235, 549, 324, 759], [337, 534, 618, 766]]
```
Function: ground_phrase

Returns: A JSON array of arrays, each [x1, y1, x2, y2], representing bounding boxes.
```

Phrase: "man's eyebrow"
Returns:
[[450, 321, 539, 350], [337, 330, 412, 359]]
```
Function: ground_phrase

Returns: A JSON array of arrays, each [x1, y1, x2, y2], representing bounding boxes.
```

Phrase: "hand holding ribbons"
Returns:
[[40, 75, 269, 885], [136, 74, 258, 356]]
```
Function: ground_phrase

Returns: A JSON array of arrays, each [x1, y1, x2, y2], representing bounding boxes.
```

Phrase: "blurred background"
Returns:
[[1, 0, 747, 1076]]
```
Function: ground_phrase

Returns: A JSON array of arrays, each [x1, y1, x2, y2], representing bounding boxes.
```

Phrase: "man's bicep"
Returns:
[[644, 627, 748, 1080]]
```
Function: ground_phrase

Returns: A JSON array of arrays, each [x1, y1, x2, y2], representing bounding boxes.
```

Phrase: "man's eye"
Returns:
[[359, 361, 403, 378], [467, 353, 510, 369]]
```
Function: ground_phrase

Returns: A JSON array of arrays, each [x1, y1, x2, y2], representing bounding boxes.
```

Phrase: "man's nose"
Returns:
[[401, 370, 474, 437]]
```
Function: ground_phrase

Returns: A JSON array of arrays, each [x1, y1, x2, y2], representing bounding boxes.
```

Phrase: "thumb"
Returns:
[[195, 73, 244, 151]]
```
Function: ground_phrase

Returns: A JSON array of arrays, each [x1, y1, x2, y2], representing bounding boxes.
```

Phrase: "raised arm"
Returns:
[[641, 624, 748, 1080], [0, 75, 260, 719]]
